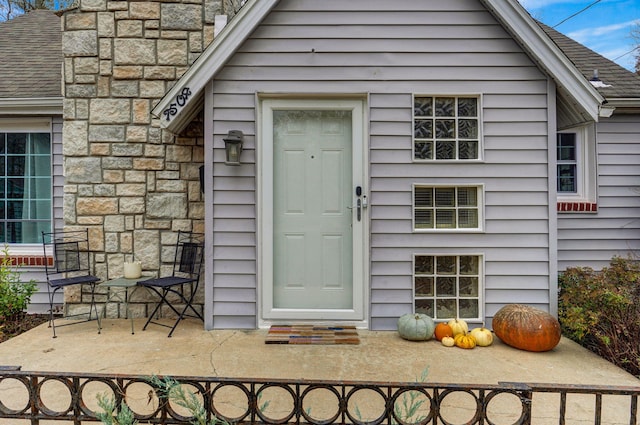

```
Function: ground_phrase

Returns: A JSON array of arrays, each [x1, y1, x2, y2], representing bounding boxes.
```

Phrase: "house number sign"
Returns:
[[163, 87, 192, 121]]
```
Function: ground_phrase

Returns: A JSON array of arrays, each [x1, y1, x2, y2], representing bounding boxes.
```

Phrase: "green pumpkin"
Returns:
[[397, 313, 436, 341]]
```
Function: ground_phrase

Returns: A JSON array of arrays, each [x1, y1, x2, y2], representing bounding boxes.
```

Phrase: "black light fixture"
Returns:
[[223, 130, 244, 166]]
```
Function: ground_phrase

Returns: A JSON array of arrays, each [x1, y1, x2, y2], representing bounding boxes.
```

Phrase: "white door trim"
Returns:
[[257, 98, 369, 327]]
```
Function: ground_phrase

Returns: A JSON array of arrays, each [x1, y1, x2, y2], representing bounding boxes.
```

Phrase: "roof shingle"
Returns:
[[539, 22, 640, 99], [0, 10, 62, 99]]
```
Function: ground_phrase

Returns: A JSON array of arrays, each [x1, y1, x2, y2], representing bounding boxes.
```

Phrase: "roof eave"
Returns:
[[480, 0, 604, 122], [605, 98, 640, 108], [152, 0, 280, 133], [0, 97, 63, 115]]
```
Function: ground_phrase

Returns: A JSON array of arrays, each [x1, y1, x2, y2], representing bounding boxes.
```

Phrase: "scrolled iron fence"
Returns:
[[0, 369, 638, 424]]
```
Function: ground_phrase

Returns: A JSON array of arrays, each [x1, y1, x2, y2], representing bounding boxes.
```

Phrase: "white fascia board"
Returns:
[[605, 98, 640, 108], [0, 97, 63, 115], [481, 0, 604, 121], [152, 0, 280, 133]]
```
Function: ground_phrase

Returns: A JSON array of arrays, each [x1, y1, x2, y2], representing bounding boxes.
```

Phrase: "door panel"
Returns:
[[273, 110, 352, 309], [261, 99, 366, 322]]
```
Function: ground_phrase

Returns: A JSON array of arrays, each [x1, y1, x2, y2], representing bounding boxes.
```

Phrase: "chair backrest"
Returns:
[[42, 230, 93, 277], [172, 231, 204, 278]]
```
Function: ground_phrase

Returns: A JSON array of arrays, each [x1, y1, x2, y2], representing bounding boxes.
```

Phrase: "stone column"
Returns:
[[61, 0, 222, 318]]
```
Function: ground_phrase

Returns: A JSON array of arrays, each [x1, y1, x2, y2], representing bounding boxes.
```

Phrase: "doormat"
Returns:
[[265, 325, 360, 345]]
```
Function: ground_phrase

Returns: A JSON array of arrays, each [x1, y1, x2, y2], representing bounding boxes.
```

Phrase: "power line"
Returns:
[[613, 46, 640, 61], [552, 0, 602, 28]]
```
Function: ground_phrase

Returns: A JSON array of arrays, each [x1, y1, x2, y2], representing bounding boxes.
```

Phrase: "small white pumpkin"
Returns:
[[441, 336, 455, 347]]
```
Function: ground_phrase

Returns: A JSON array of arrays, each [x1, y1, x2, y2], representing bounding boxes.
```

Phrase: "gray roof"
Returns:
[[539, 22, 640, 99], [0, 10, 62, 99]]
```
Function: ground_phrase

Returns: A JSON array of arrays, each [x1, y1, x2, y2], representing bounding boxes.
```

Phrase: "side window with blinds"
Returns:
[[413, 185, 482, 231]]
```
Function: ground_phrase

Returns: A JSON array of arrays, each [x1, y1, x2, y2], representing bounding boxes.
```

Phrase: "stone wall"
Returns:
[[61, 0, 227, 318]]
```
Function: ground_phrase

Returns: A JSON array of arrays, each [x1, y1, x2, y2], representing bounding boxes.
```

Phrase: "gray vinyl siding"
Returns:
[[558, 114, 640, 271], [27, 116, 63, 313], [210, 0, 553, 329], [211, 93, 258, 329], [52, 117, 65, 233]]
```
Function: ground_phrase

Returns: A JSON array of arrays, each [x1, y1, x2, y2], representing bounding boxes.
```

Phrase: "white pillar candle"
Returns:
[[124, 261, 142, 279]]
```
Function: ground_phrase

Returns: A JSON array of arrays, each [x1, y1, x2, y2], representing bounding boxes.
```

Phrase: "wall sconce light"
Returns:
[[223, 130, 244, 166]]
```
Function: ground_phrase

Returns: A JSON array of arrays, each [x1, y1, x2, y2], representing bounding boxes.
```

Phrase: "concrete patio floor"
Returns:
[[1, 317, 638, 384], [0, 317, 638, 424]]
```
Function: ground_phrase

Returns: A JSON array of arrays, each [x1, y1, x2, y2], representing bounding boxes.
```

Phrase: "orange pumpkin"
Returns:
[[434, 323, 454, 341], [492, 304, 561, 352]]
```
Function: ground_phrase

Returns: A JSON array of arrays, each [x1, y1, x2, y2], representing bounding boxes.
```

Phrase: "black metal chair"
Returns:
[[137, 231, 204, 337], [42, 229, 101, 338]]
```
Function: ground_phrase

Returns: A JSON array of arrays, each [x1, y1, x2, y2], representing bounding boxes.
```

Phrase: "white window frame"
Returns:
[[413, 253, 484, 322], [557, 124, 597, 204], [412, 94, 483, 162], [412, 184, 484, 232], [0, 118, 53, 248]]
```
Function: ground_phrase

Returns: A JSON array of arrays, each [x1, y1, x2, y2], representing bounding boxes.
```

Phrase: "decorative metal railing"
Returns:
[[0, 369, 638, 424]]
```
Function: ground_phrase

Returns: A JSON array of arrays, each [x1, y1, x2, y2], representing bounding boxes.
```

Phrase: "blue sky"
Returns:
[[519, 0, 639, 71]]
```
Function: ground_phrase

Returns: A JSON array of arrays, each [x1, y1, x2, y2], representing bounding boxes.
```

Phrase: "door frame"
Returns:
[[257, 97, 369, 327]]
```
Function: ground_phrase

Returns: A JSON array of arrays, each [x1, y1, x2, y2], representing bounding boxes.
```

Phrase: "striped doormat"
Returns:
[[265, 325, 360, 345]]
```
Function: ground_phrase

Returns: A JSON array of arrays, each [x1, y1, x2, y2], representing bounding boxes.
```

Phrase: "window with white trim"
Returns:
[[556, 124, 596, 203], [414, 254, 482, 321], [0, 130, 52, 243], [414, 185, 482, 231], [557, 133, 577, 193], [413, 96, 481, 160]]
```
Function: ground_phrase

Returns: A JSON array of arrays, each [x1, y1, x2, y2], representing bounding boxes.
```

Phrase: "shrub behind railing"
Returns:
[[559, 255, 640, 377]]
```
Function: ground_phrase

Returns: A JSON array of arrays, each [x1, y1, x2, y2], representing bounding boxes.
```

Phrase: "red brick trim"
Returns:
[[557, 202, 598, 213], [0, 256, 53, 267]]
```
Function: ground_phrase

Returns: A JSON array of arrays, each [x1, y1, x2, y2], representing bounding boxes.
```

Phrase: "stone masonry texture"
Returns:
[[62, 0, 226, 318]]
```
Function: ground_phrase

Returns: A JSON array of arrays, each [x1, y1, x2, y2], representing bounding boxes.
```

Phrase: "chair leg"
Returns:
[[141, 284, 203, 337], [48, 286, 60, 338], [165, 284, 203, 337], [142, 287, 167, 331], [47, 283, 102, 338], [87, 283, 101, 334], [167, 295, 203, 338]]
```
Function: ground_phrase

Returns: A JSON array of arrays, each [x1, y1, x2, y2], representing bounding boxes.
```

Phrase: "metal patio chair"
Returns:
[[137, 231, 204, 337], [42, 229, 101, 338]]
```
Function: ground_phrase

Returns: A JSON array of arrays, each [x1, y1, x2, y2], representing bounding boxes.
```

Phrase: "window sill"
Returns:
[[557, 201, 598, 213]]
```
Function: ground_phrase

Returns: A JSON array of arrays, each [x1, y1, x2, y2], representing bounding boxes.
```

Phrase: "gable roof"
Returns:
[[539, 22, 640, 105], [153, 0, 607, 132], [0, 10, 63, 114]]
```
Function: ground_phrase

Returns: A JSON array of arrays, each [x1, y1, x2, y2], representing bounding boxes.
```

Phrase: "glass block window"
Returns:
[[413, 96, 480, 160], [557, 133, 577, 193], [414, 254, 482, 320], [0, 132, 52, 243], [414, 185, 481, 230]]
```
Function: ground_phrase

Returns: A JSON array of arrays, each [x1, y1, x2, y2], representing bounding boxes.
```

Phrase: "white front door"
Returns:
[[260, 99, 366, 322]]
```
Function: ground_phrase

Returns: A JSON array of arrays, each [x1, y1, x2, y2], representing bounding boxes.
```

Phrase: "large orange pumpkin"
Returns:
[[492, 304, 561, 352]]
